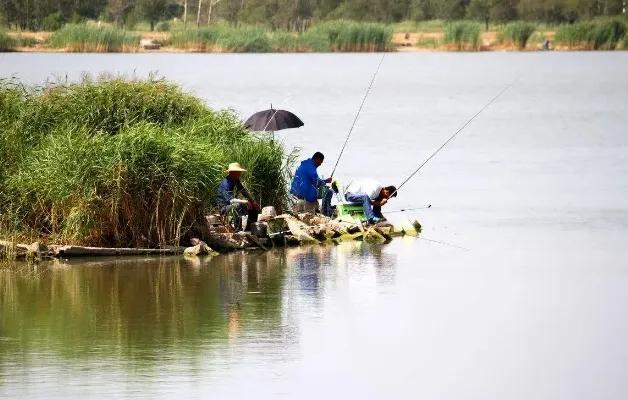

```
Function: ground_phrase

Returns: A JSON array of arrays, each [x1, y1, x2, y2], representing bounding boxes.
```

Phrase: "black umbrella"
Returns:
[[244, 107, 303, 139]]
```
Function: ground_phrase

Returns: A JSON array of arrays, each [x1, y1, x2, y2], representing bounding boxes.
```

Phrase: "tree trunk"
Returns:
[[197, 0, 203, 27], [150, 20, 155, 31], [208, 0, 221, 25], [183, 0, 188, 28]]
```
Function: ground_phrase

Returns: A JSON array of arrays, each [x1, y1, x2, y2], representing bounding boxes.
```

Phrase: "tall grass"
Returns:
[[443, 21, 481, 51], [0, 31, 16, 51], [0, 78, 289, 248], [168, 24, 272, 52], [498, 22, 536, 49], [304, 20, 393, 52], [48, 23, 140, 52], [555, 19, 626, 50], [169, 21, 392, 52]]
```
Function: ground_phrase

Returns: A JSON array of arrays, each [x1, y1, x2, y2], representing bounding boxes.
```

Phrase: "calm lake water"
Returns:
[[1, 52, 628, 399]]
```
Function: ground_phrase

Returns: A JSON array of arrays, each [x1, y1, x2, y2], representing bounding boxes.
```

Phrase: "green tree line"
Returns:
[[1, 0, 626, 31]]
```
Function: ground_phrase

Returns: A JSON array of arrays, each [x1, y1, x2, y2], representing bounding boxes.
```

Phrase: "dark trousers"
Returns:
[[221, 203, 259, 232]]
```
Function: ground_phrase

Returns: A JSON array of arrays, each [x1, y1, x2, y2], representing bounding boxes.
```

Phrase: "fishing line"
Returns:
[[330, 53, 386, 178], [394, 78, 519, 195], [261, 94, 294, 132], [417, 236, 469, 251], [387, 205, 432, 213]]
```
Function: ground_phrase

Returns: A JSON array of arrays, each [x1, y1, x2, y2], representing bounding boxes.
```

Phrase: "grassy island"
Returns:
[[0, 78, 289, 248]]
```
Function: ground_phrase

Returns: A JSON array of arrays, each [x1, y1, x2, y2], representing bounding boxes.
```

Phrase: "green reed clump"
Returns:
[[270, 32, 304, 52], [169, 25, 272, 52], [0, 31, 16, 51], [0, 78, 289, 247], [48, 23, 140, 52], [168, 27, 221, 51], [443, 21, 481, 51], [555, 19, 626, 50], [498, 22, 536, 49], [305, 20, 393, 52], [218, 26, 272, 52]]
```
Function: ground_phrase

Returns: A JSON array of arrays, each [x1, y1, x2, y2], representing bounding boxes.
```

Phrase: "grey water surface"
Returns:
[[1, 52, 627, 399]]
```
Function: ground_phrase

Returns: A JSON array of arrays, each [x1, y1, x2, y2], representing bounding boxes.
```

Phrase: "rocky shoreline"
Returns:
[[1, 212, 421, 261]]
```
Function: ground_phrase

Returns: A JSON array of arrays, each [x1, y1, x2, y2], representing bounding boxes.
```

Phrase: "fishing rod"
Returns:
[[387, 204, 432, 213], [261, 95, 294, 133], [330, 53, 386, 178], [393, 79, 518, 195]]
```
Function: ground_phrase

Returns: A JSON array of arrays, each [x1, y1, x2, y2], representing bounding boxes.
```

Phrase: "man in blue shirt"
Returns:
[[217, 162, 260, 231], [290, 152, 331, 214]]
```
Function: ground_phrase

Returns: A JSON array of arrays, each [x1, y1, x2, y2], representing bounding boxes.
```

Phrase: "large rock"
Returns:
[[183, 241, 219, 257]]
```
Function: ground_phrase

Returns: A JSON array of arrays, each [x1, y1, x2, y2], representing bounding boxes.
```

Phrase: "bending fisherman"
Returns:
[[344, 179, 397, 224], [290, 152, 332, 214], [217, 162, 260, 231]]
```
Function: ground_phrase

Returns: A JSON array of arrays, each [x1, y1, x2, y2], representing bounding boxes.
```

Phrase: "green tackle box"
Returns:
[[336, 203, 367, 221]]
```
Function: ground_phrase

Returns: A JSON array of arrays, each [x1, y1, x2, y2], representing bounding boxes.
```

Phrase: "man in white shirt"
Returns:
[[344, 178, 397, 224]]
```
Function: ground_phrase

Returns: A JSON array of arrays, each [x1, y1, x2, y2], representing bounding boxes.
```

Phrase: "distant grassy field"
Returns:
[[1, 19, 627, 52]]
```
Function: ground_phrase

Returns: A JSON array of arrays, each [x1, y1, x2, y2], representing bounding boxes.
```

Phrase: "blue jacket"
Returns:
[[290, 158, 326, 203], [216, 177, 246, 208]]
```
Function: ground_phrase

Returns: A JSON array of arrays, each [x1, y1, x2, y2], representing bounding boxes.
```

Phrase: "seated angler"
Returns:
[[343, 179, 397, 224], [290, 152, 332, 214], [216, 162, 260, 231]]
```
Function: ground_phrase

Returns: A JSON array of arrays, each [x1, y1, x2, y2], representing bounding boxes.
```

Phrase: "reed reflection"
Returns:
[[0, 252, 289, 369]]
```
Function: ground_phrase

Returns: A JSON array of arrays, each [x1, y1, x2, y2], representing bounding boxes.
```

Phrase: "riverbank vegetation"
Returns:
[[443, 21, 481, 50], [0, 78, 289, 248], [167, 21, 392, 52], [48, 23, 140, 52], [1, 1, 627, 52], [554, 18, 627, 50], [498, 21, 537, 49], [0, 30, 15, 50]]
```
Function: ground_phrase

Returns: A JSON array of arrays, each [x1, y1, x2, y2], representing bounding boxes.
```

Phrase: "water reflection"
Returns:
[[0, 242, 394, 378], [0, 252, 289, 368]]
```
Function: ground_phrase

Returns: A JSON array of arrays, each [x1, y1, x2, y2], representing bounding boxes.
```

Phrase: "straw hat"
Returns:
[[226, 162, 247, 173]]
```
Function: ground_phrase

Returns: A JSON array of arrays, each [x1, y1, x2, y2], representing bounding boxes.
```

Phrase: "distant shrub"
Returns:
[[443, 21, 481, 51], [156, 21, 170, 32], [219, 27, 272, 52], [169, 27, 221, 51], [555, 19, 626, 50], [0, 31, 16, 51], [42, 12, 64, 31], [498, 22, 536, 49], [48, 23, 140, 52], [304, 20, 393, 52]]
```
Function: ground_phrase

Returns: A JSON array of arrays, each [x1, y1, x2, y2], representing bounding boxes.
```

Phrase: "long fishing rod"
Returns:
[[330, 53, 386, 178], [387, 204, 432, 213], [261, 95, 294, 133], [394, 79, 518, 195]]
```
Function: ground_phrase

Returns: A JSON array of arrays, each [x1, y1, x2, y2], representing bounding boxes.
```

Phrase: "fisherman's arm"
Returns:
[[237, 181, 260, 211], [371, 198, 388, 207]]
